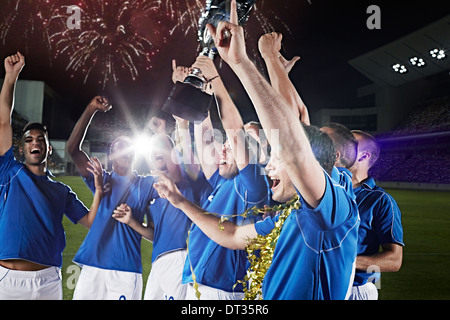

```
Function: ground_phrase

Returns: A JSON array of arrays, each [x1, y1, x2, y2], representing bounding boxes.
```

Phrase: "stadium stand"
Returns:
[[371, 97, 450, 184]]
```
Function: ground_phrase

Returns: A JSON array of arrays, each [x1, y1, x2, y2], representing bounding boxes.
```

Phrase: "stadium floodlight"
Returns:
[[429, 48, 446, 60], [409, 56, 426, 67], [133, 134, 153, 156], [392, 63, 408, 73]]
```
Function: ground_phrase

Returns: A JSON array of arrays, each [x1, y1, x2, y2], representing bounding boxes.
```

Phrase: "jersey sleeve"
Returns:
[[140, 175, 159, 203], [64, 185, 89, 224], [235, 163, 270, 204], [83, 169, 108, 194], [255, 214, 279, 236], [299, 170, 356, 231], [0, 147, 17, 176], [374, 193, 404, 246]]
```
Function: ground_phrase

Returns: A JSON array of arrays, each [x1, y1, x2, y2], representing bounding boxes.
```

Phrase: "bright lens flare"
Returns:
[[133, 134, 152, 156]]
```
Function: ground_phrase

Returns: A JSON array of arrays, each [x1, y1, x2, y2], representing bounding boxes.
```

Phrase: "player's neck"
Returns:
[[24, 161, 47, 176], [168, 166, 182, 184], [113, 166, 133, 177], [352, 170, 369, 189]]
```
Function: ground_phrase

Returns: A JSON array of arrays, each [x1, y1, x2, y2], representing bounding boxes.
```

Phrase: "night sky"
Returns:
[[0, 0, 448, 138]]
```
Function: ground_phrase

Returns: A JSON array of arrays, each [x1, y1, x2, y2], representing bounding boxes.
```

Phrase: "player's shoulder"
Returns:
[[135, 173, 157, 186]]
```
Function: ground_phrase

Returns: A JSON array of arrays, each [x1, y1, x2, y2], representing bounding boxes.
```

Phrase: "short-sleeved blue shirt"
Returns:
[[255, 170, 360, 300], [149, 169, 212, 263], [0, 147, 88, 267], [73, 170, 158, 273], [182, 163, 271, 293], [353, 177, 404, 286]]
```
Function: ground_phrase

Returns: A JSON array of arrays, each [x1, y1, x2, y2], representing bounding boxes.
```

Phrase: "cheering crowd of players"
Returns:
[[0, 0, 404, 300]]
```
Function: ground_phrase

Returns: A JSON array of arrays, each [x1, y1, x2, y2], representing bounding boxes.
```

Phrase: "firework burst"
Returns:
[[50, 0, 166, 88], [0, 0, 64, 56]]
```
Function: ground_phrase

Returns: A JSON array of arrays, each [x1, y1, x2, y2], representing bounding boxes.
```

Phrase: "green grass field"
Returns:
[[56, 176, 450, 300]]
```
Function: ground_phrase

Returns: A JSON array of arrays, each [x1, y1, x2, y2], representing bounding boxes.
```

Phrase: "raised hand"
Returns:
[[86, 156, 104, 191], [259, 32, 300, 74], [88, 96, 112, 113], [258, 32, 283, 60], [206, 0, 248, 67], [153, 172, 184, 208], [4, 52, 25, 79], [192, 55, 219, 82], [172, 59, 190, 84], [279, 54, 301, 74]]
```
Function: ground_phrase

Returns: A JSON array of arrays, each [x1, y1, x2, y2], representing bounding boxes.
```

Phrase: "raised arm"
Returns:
[[0, 52, 25, 156], [66, 96, 111, 178], [153, 172, 257, 250], [192, 56, 250, 170], [78, 157, 104, 228], [207, 0, 325, 208], [194, 113, 219, 180], [173, 115, 200, 180], [258, 32, 310, 125]]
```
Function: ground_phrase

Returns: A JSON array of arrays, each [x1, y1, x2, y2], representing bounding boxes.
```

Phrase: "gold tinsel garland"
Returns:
[[185, 195, 301, 300], [237, 195, 301, 300]]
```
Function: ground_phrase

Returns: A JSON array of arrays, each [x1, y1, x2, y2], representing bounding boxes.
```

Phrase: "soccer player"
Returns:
[[154, 124, 358, 299], [348, 130, 404, 300], [153, 1, 360, 299], [259, 32, 357, 198], [321, 122, 358, 170], [0, 52, 103, 300], [112, 133, 211, 300], [178, 55, 270, 299], [67, 96, 158, 300]]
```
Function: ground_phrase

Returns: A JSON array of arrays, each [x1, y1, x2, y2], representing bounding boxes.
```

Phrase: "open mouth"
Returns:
[[219, 159, 227, 165], [270, 178, 281, 190], [30, 148, 41, 155]]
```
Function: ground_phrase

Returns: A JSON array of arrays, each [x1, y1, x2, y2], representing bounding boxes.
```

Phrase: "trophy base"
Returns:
[[162, 81, 214, 122]]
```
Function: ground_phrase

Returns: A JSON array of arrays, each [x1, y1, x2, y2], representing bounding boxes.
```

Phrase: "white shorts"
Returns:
[[348, 282, 378, 300], [144, 249, 188, 300], [0, 265, 62, 300], [185, 283, 245, 300], [73, 265, 143, 300]]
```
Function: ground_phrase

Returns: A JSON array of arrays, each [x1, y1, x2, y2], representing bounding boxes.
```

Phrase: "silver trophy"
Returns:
[[162, 0, 257, 122]]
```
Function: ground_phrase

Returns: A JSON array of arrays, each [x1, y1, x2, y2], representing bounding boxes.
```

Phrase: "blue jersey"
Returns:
[[183, 163, 270, 293], [0, 147, 88, 267], [255, 170, 360, 300], [73, 170, 158, 273], [353, 177, 404, 286], [332, 167, 355, 201], [149, 169, 212, 263]]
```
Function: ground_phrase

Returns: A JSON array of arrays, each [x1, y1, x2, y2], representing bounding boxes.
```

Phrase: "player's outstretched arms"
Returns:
[[0, 52, 25, 155], [113, 204, 154, 242], [154, 172, 257, 250], [66, 96, 111, 178], [258, 33, 310, 125], [78, 157, 104, 228], [207, 0, 325, 208]]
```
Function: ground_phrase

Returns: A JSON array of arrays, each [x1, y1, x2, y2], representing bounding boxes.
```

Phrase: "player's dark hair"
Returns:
[[302, 124, 335, 175], [22, 122, 48, 138], [322, 122, 357, 169]]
